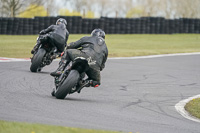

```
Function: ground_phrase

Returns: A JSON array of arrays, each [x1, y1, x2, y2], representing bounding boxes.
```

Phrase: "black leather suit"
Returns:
[[64, 35, 108, 84], [39, 23, 69, 52]]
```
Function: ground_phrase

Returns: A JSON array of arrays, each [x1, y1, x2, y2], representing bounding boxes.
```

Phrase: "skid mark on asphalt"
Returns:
[[179, 83, 197, 86], [120, 85, 128, 91]]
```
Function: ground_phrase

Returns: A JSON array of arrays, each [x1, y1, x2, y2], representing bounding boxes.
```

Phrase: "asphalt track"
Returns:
[[0, 54, 200, 133]]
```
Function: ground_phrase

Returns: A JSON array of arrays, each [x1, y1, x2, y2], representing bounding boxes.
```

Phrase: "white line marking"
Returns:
[[108, 52, 200, 60], [0, 57, 30, 62], [175, 95, 200, 123], [0, 52, 200, 62]]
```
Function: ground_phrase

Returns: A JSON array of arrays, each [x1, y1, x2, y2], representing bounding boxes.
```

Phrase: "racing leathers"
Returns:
[[51, 35, 108, 86], [31, 23, 69, 54]]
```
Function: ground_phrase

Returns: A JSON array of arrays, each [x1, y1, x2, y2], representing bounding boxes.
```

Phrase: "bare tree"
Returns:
[[61, 0, 134, 18], [111, 0, 132, 17], [69, 0, 87, 12], [95, 0, 113, 17], [173, 0, 200, 18], [45, 0, 57, 16], [1, 0, 44, 17], [65, 0, 200, 18], [137, 0, 200, 18], [1, 0, 24, 17], [114, 0, 140, 18], [0, 0, 5, 17]]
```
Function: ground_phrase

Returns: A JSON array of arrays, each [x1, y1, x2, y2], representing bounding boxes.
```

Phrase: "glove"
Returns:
[[67, 42, 74, 49], [68, 42, 74, 46], [39, 30, 45, 35]]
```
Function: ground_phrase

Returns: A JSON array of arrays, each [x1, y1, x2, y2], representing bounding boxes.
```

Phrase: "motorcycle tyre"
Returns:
[[55, 70, 80, 99], [30, 48, 46, 72]]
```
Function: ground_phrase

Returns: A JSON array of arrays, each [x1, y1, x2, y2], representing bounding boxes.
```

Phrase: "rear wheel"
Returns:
[[55, 70, 80, 99], [30, 48, 46, 72]]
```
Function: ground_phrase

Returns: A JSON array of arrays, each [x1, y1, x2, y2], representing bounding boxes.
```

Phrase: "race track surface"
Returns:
[[0, 54, 200, 133]]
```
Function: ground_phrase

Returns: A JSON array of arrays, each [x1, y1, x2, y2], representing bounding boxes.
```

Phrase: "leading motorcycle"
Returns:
[[30, 37, 61, 72]]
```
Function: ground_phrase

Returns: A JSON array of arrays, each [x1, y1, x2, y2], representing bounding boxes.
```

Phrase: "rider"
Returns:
[[31, 18, 69, 55], [51, 28, 108, 88]]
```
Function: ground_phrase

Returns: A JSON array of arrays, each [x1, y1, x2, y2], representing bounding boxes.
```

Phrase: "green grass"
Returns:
[[106, 34, 200, 57], [185, 98, 200, 119], [0, 120, 118, 133], [0, 34, 200, 58]]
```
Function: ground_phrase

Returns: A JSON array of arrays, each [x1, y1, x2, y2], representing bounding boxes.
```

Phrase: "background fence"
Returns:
[[0, 16, 200, 35]]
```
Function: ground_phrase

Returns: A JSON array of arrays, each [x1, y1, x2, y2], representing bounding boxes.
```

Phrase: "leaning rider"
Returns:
[[31, 18, 69, 56], [51, 28, 108, 88]]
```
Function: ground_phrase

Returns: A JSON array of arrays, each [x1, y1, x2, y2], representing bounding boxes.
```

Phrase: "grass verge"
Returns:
[[0, 34, 200, 58], [0, 120, 118, 133], [185, 98, 200, 119]]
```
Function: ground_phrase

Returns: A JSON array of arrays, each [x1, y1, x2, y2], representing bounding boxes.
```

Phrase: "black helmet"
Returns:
[[91, 29, 105, 39], [56, 18, 67, 27]]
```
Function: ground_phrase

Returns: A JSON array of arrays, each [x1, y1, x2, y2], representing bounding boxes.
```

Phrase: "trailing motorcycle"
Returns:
[[52, 57, 95, 99], [30, 37, 60, 72]]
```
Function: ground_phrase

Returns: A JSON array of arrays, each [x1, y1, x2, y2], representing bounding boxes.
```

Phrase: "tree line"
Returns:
[[1, 0, 200, 18]]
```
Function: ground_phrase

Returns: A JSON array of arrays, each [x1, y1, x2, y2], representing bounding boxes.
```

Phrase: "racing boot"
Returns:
[[76, 80, 99, 93], [50, 51, 68, 77], [76, 80, 91, 93], [50, 60, 67, 77]]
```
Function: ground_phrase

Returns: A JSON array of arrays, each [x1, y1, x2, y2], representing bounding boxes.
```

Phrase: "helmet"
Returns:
[[91, 29, 105, 39], [56, 18, 67, 27]]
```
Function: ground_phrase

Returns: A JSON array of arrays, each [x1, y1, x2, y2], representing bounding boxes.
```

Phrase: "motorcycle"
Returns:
[[30, 37, 60, 72], [52, 57, 95, 99]]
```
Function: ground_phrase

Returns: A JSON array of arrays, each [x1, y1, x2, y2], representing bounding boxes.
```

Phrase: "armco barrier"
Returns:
[[0, 16, 200, 35]]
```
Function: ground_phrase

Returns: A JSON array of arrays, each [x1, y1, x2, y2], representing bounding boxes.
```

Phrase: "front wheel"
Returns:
[[55, 70, 80, 99], [30, 48, 46, 72]]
